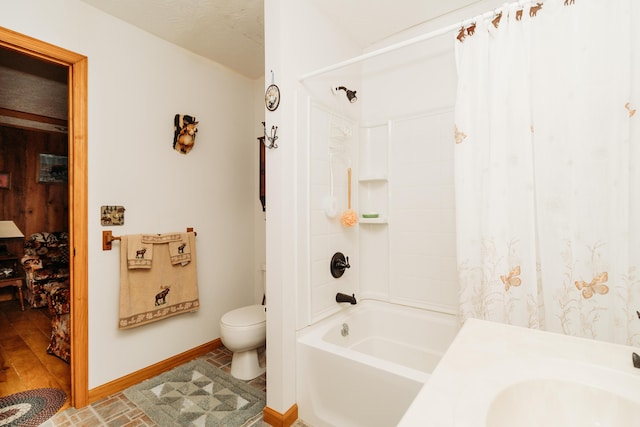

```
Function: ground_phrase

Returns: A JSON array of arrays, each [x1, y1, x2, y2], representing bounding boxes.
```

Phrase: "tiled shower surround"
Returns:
[[308, 104, 458, 321]]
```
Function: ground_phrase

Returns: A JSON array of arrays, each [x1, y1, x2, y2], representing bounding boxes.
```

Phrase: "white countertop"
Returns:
[[397, 318, 640, 427]]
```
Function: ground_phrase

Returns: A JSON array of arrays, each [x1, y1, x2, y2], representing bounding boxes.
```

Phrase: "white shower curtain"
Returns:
[[454, 0, 640, 345]]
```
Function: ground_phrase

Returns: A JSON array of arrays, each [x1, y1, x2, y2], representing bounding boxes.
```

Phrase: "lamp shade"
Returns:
[[0, 221, 24, 238]]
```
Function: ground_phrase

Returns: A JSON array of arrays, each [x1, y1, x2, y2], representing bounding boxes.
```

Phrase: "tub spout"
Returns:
[[336, 293, 357, 305]]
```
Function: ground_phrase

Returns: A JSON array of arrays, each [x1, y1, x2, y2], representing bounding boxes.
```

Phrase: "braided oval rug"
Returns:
[[0, 388, 66, 427]]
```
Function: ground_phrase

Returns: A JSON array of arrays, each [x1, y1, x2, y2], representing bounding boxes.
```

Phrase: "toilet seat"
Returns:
[[221, 304, 265, 328]]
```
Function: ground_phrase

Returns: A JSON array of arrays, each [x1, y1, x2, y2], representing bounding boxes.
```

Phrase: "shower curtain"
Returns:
[[454, 0, 640, 345]]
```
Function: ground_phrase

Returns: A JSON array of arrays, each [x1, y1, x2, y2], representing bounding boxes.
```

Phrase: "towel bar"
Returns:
[[102, 228, 196, 251]]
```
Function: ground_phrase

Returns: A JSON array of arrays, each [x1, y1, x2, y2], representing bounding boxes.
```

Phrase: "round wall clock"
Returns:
[[265, 84, 280, 111]]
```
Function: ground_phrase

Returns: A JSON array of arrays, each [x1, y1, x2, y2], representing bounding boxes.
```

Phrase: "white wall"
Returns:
[[264, 0, 364, 414], [253, 78, 267, 304], [0, 0, 263, 389]]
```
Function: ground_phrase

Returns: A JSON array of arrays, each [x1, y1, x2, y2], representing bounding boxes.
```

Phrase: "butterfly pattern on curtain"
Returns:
[[453, 0, 640, 346]]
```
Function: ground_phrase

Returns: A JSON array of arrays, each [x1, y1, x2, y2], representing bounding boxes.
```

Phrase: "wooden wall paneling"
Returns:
[[0, 126, 68, 237], [23, 128, 40, 236]]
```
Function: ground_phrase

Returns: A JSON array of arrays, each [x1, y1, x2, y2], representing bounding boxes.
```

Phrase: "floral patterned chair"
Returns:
[[21, 231, 70, 309], [21, 231, 71, 362], [46, 282, 70, 362]]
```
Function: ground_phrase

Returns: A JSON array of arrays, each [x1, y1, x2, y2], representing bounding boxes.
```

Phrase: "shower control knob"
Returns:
[[330, 252, 350, 278]]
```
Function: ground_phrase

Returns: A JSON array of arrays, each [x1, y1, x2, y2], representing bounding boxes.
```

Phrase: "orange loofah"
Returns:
[[341, 168, 358, 227], [341, 209, 358, 227]]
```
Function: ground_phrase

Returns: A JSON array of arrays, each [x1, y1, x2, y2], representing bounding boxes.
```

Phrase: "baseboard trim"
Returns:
[[87, 338, 222, 403], [263, 404, 299, 427]]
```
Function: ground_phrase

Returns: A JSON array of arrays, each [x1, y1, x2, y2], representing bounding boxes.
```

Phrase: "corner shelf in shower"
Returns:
[[359, 175, 388, 183], [358, 124, 390, 295], [359, 217, 388, 224], [359, 125, 389, 229]]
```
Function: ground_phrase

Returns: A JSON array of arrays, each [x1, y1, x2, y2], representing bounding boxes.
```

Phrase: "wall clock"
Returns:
[[265, 84, 280, 111]]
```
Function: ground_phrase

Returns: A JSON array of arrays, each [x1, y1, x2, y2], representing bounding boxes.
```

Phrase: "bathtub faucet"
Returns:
[[336, 292, 357, 305]]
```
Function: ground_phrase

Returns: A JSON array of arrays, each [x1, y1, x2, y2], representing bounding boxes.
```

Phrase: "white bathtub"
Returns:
[[296, 299, 459, 427]]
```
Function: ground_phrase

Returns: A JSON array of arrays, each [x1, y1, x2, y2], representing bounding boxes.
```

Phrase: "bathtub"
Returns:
[[296, 299, 459, 427]]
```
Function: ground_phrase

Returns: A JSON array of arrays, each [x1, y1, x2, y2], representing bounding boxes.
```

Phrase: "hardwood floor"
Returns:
[[0, 297, 71, 410]]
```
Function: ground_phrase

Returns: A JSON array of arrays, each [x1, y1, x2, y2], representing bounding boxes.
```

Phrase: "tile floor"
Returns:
[[42, 346, 311, 427]]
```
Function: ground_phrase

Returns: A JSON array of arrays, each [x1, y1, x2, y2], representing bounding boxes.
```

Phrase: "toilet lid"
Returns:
[[221, 305, 266, 327]]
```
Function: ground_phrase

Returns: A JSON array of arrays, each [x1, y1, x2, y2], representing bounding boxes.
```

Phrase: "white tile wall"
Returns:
[[389, 110, 458, 313], [308, 103, 360, 321], [305, 32, 460, 321]]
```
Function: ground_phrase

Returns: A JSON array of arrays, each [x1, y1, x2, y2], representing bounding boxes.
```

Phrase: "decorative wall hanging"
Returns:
[[265, 70, 280, 111], [262, 121, 278, 149], [173, 114, 199, 154], [37, 154, 67, 184], [265, 84, 280, 111], [101, 205, 125, 226]]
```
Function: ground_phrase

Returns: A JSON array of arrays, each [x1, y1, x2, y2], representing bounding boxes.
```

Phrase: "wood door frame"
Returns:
[[0, 26, 89, 408]]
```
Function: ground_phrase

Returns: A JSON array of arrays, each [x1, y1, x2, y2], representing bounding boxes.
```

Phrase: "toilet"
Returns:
[[220, 304, 266, 380]]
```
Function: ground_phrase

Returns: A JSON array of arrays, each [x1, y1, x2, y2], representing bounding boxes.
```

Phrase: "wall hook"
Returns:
[[262, 121, 279, 149]]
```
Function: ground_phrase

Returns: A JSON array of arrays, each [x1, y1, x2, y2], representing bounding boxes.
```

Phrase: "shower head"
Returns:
[[333, 85, 358, 103]]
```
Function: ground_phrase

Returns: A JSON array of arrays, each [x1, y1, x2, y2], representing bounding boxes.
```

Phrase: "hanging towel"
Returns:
[[127, 234, 153, 269], [168, 233, 191, 265], [141, 232, 182, 244], [130, 232, 184, 268], [119, 231, 199, 329]]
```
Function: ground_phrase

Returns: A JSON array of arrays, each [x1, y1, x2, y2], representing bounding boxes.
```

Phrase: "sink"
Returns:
[[486, 378, 640, 427], [397, 319, 640, 427]]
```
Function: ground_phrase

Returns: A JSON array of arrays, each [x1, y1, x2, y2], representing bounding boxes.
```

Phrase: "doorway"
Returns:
[[0, 26, 88, 407]]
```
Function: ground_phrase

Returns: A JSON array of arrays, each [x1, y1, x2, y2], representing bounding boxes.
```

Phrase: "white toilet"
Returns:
[[220, 304, 266, 380]]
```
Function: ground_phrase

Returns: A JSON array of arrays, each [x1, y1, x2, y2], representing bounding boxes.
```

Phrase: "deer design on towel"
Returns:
[[178, 243, 186, 254], [135, 248, 147, 259], [155, 286, 170, 306]]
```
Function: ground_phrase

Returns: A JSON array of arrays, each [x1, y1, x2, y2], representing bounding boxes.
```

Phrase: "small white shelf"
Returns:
[[359, 175, 388, 183], [359, 125, 389, 227], [359, 217, 388, 224]]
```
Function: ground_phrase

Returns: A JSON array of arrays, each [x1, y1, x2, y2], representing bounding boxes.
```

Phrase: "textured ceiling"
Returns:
[[79, 0, 265, 79], [78, 0, 483, 80]]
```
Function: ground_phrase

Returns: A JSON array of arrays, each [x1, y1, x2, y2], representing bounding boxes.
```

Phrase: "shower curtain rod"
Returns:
[[298, 6, 505, 81]]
